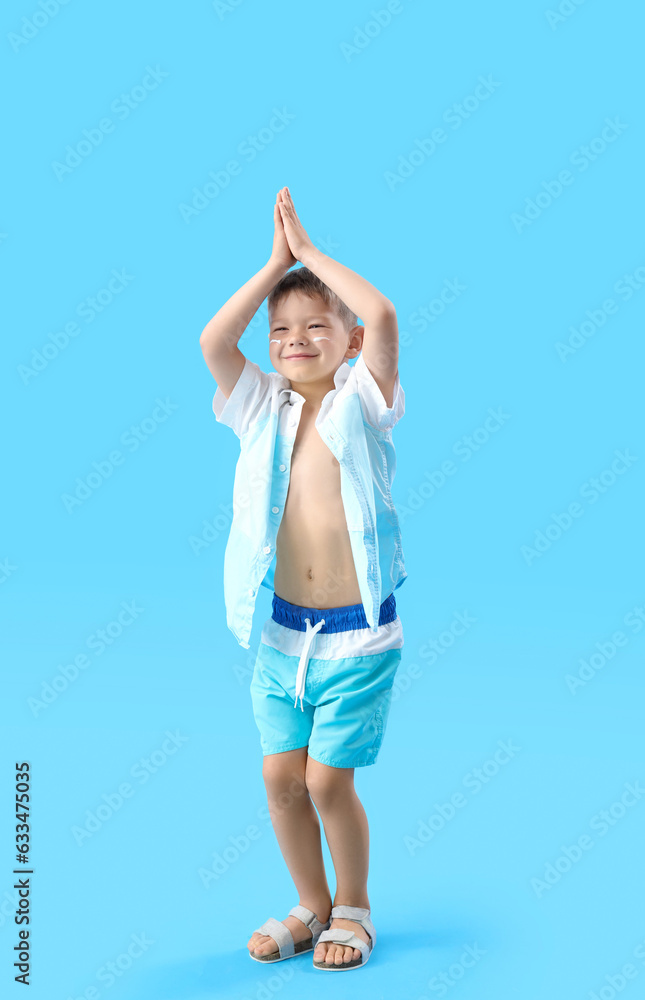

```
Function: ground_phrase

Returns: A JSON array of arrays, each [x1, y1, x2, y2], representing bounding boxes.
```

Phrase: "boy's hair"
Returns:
[[267, 266, 358, 334]]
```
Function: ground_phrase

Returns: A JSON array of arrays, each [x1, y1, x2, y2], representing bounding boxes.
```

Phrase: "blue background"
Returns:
[[1, 1, 644, 998]]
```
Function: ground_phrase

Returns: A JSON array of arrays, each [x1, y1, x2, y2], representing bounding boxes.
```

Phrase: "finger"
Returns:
[[286, 189, 299, 216], [284, 194, 300, 222]]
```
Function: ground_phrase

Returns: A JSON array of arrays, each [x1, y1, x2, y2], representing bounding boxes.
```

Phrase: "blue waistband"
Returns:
[[271, 591, 397, 633]]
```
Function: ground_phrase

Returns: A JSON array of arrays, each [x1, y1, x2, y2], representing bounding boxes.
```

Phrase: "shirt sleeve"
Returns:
[[352, 352, 405, 432], [212, 356, 274, 439]]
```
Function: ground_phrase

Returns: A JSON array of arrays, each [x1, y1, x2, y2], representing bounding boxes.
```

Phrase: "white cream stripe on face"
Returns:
[[269, 337, 330, 344]]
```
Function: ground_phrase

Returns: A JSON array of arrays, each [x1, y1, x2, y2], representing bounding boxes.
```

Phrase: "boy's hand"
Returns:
[[270, 189, 297, 269], [277, 186, 316, 262]]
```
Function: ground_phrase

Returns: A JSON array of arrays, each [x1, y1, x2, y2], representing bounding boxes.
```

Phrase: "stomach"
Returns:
[[273, 515, 363, 609]]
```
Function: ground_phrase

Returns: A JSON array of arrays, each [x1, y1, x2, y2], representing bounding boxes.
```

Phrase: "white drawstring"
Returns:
[[294, 617, 325, 710]]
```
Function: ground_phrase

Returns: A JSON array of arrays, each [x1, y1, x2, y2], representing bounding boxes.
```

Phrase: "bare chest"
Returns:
[[286, 406, 340, 505]]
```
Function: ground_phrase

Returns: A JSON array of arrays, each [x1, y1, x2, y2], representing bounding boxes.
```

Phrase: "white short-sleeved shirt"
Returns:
[[213, 353, 407, 648]]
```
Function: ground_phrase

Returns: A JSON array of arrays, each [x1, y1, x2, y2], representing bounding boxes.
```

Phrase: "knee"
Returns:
[[305, 759, 352, 808], [262, 754, 307, 803]]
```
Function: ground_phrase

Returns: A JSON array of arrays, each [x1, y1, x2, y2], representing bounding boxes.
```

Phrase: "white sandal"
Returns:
[[312, 904, 376, 970], [249, 904, 330, 963]]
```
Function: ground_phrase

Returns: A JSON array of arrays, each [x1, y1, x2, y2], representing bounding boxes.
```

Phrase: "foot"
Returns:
[[313, 916, 371, 967], [248, 904, 331, 958]]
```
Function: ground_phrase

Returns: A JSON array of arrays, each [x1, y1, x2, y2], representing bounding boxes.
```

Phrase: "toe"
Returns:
[[253, 935, 278, 956]]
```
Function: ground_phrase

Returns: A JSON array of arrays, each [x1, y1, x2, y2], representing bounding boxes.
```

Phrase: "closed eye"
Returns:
[[270, 324, 323, 334]]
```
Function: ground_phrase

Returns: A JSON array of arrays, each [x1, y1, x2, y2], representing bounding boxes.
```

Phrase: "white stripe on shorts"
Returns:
[[260, 615, 404, 661]]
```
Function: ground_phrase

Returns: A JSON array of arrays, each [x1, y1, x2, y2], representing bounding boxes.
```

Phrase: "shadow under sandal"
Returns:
[[249, 905, 331, 963], [312, 904, 376, 971]]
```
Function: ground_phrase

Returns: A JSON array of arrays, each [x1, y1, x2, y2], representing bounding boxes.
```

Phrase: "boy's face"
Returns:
[[268, 292, 363, 387]]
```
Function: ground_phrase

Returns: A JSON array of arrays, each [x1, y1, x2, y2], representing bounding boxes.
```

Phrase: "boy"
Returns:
[[199, 187, 407, 971]]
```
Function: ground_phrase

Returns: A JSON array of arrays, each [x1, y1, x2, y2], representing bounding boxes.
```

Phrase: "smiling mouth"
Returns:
[[284, 354, 318, 360]]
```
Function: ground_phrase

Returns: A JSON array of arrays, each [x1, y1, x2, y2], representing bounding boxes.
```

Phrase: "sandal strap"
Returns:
[[254, 905, 331, 958], [316, 927, 371, 961], [329, 905, 376, 949], [288, 904, 329, 941], [254, 916, 295, 958]]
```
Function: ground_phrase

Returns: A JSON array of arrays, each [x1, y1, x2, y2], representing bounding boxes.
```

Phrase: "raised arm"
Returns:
[[298, 245, 399, 403], [276, 187, 398, 405], [199, 197, 296, 399]]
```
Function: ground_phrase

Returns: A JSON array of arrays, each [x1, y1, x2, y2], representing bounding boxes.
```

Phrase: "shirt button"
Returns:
[[279, 464, 286, 472], [329, 432, 335, 440], [263, 545, 271, 554], [248, 587, 254, 596], [271, 506, 279, 514]]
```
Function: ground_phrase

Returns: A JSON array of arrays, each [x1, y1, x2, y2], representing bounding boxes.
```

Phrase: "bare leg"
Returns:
[[248, 748, 332, 957], [305, 757, 372, 967]]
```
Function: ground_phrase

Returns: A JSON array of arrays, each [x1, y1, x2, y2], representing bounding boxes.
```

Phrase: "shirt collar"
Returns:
[[277, 359, 352, 404]]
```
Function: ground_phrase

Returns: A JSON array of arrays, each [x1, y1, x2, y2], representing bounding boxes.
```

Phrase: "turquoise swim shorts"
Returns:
[[249, 591, 403, 768]]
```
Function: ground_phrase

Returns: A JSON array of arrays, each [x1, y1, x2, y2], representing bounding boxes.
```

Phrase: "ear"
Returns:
[[346, 324, 364, 357]]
